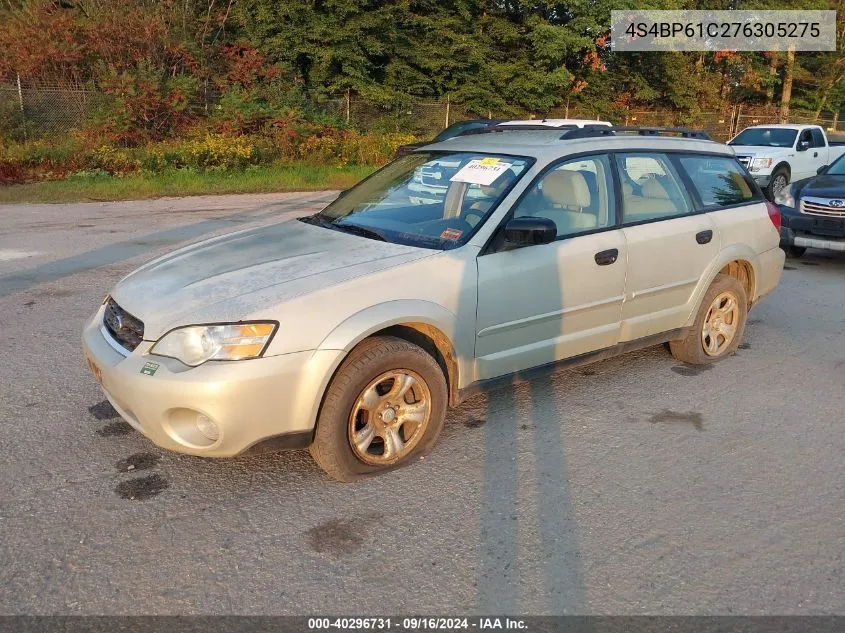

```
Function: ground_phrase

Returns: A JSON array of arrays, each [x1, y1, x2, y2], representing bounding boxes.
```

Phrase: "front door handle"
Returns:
[[814, 151, 819, 158], [595, 248, 619, 266], [696, 230, 713, 244]]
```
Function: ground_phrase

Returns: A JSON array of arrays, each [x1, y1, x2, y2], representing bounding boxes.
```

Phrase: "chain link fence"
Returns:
[[0, 84, 96, 140], [2, 83, 843, 143]]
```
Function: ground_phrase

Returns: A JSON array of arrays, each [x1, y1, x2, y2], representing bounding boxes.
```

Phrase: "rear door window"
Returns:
[[615, 153, 692, 223], [677, 155, 759, 208], [811, 128, 827, 147]]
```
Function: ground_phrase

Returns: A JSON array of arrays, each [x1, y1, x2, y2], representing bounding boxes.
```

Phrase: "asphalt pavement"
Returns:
[[1, 193, 844, 615]]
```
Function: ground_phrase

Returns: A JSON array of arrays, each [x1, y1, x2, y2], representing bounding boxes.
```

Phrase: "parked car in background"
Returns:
[[728, 124, 845, 200], [393, 119, 503, 158], [498, 118, 612, 129], [83, 126, 783, 481], [407, 119, 613, 203], [777, 152, 845, 257]]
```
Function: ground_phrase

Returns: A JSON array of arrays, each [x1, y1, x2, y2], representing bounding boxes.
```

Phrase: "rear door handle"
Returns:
[[696, 230, 713, 244], [595, 248, 619, 266]]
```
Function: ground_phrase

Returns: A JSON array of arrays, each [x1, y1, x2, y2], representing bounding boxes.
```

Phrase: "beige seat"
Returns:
[[534, 170, 598, 234], [622, 178, 681, 221]]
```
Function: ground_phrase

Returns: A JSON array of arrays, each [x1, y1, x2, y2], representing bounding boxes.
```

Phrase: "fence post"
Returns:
[[345, 89, 351, 125], [16, 74, 27, 139], [445, 95, 450, 129]]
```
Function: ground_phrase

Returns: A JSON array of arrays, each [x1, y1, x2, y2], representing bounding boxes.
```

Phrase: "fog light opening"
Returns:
[[196, 413, 219, 442]]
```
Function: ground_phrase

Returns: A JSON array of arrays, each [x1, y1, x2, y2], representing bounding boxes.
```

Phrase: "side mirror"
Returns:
[[502, 217, 557, 248], [798, 140, 811, 151], [817, 164, 829, 175]]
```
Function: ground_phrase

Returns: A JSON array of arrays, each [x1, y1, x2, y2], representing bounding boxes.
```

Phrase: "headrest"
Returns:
[[542, 169, 590, 209], [479, 169, 517, 197], [641, 178, 670, 200]]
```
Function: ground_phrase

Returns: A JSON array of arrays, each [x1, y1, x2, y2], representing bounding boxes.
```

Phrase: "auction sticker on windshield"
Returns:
[[450, 158, 512, 186]]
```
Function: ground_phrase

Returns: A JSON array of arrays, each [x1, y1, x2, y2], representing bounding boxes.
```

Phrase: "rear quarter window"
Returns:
[[678, 155, 760, 208]]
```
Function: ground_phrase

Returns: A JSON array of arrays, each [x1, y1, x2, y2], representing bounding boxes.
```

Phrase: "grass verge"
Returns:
[[0, 163, 377, 204]]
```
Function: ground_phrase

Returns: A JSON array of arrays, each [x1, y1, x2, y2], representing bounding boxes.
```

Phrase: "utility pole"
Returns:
[[445, 95, 450, 128]]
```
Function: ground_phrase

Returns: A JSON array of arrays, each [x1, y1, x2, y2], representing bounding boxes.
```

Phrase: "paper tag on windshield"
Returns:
[[450, 158, 512, 186]]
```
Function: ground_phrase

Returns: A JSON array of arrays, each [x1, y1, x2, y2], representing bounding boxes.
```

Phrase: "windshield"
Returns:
[[730, 128, 797, 148], [827, 155, 845, 175], [311, 152, 531, 249]]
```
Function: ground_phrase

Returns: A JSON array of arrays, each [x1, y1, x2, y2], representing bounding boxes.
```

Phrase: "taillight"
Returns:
[[766, 201, 781, 232]]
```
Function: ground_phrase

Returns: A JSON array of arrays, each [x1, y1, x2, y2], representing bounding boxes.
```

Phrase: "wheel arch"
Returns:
[[317, 300, 464, 408], [772, 161, 791, 180], [684, 247, 760, 327]]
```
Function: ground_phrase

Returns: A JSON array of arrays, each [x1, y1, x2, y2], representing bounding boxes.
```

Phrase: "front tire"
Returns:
[[669, 274, 748, 366], [309, 336, 448, 482], [765, 168, 789, 201]]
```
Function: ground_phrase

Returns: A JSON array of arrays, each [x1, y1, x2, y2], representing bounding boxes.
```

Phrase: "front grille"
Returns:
[[800, 197, 845, 217], [102, 297, 144, 352], [736, 156, 752, 170]]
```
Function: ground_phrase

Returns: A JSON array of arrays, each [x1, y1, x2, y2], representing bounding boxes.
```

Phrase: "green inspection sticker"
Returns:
[[140, 361, 160, 376]]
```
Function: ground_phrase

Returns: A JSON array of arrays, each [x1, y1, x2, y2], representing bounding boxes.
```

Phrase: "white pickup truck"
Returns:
[[728, 124, 845, 200]]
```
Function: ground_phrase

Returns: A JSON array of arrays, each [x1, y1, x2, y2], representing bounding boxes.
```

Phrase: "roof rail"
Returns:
[[457, 123, 564, 136], [560, 125, 618, 140], [561, 126, 712, 141]]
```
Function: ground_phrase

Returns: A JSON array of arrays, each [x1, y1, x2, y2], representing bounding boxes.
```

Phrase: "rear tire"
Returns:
[[669, 274, 748, 366], [785, 245, 806, 258], [309, 336, 448, 482]]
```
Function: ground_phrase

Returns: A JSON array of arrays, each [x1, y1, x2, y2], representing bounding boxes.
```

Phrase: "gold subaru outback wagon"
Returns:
[[83, 126, 785, 481]]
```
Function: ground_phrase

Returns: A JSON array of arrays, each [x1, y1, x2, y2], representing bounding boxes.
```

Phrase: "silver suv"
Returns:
[[82, 127, 785, 481]]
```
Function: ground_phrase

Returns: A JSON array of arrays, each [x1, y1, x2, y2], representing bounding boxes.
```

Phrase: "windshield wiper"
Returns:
[[331, 221, 387, 242], [298, 213, 334, 228]]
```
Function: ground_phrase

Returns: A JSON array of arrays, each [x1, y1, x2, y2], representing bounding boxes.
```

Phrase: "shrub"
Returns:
[[0, 128, 418, 185]]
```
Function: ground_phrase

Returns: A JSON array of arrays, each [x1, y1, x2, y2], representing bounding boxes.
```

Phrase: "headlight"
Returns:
[[774, 187, 796, 208], [150, 322, 277, 366], [750, 158, 773, 172]]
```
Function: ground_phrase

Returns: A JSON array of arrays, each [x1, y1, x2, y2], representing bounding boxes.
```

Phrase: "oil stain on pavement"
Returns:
[[116, 452, 161, 473], [97, 420, 133, 436], [649, 409, 704, 431], [306, 514, 383, 556], [115, 474, 169, 500], [88, 400, 119, 420]]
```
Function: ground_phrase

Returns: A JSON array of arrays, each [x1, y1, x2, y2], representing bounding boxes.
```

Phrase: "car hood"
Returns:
[[800, 174, 845, 198], [729, 145, 792, 158], [111, 219, 434, 339]]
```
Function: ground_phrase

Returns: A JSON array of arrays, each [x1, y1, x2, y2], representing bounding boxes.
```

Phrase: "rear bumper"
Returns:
[[82, 306, 343, 457], [755, 246, 785, 303]]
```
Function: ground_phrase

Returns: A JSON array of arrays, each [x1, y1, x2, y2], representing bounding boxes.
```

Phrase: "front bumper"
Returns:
[[753, 174, 772, 187], [82, 307, 344, 457], [780, 207, 845, 252]]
